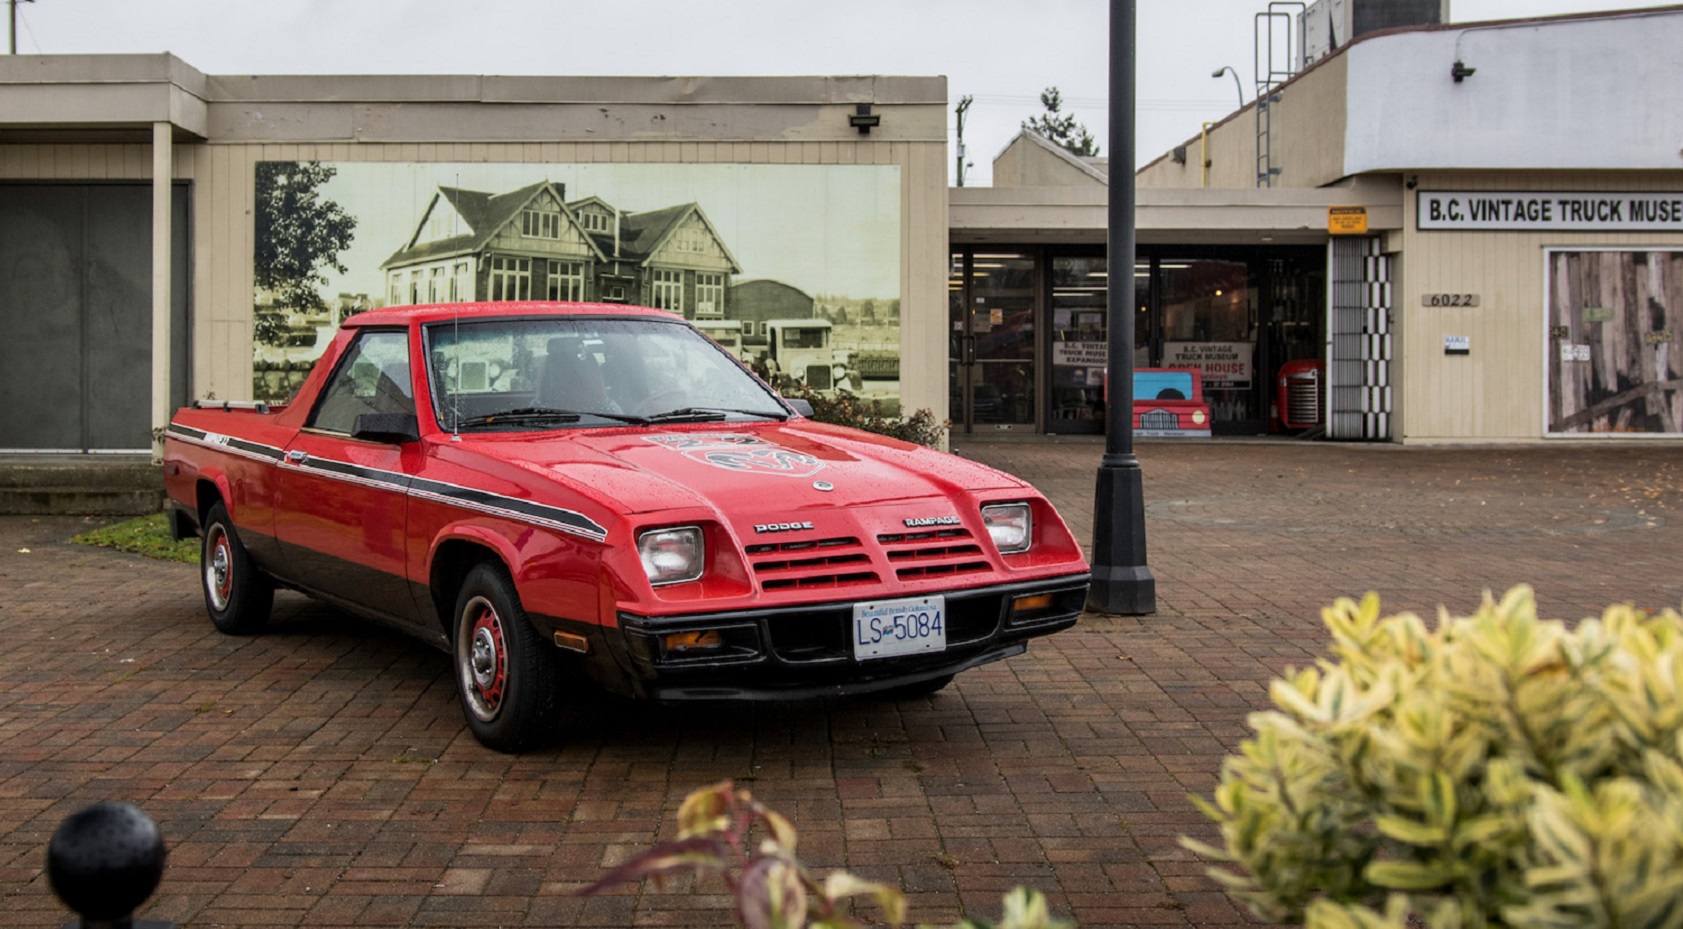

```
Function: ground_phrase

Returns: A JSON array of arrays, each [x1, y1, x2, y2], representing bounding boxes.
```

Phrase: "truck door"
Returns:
[[273, 328, 424, 625]]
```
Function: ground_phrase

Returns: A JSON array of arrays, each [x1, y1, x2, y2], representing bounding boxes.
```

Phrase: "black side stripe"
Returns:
[[409, 476, 609, 541], [166, 423, 607, 543], [165, 424, 285, 462], [298, 456, 413, 491]]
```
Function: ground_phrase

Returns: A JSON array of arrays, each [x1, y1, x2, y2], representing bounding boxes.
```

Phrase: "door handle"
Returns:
[[963, 335, 977, 365], [285, 450, 307, 464]]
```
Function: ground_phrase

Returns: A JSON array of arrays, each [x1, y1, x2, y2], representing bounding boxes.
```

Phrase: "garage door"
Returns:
[[0, 183, 188, 451]]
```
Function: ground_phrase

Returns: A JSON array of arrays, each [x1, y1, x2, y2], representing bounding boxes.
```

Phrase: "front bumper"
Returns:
[[608, 573, 1090, 701]]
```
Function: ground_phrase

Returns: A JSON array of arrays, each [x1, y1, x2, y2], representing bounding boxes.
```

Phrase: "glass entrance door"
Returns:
[[949, 251, 1038, 433]]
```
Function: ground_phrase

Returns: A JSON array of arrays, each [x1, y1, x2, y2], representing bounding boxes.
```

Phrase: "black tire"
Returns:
[[452, 562, 559, 753], [200, 501, 274, 635], [885, 673, 954, 700]]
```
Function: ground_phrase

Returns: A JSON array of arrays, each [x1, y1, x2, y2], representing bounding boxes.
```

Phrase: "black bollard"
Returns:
[[46, 802, 172, 929]]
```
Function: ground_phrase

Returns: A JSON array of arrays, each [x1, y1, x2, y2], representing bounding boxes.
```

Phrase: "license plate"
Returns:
[[851, 596, 946, 660]]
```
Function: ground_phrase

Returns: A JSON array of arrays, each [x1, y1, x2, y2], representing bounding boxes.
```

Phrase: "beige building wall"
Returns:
[[1395, 170, 1683, 443], [0, 63, 949, 426], [1139, 54, 1348, 192], [992, 132, 1108, 189]]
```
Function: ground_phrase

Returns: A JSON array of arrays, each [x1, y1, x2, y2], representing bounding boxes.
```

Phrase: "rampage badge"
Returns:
[[645, 433, 825, 477]]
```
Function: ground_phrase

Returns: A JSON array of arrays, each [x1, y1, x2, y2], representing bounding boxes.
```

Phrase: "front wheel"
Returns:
[[201, 501, 273, 635], [452, 563, 558, 753]]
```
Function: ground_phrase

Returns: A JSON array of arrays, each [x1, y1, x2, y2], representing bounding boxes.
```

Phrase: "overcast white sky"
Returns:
[[8, 0, 1677, 183]]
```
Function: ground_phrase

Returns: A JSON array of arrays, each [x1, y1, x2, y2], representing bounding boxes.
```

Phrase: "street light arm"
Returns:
[[1212, 65, 1246, 111]]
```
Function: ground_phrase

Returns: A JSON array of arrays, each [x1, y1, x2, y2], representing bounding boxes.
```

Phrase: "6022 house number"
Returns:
[[1422, 293, 1481, 307]]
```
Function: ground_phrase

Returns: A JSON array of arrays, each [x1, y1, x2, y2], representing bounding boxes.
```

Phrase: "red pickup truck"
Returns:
[[165, 302, 1090, 752]]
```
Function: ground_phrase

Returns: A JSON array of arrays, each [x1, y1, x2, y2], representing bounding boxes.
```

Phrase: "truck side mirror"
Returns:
[[784, 398, 815, 418], [352, 412, 421, 444]]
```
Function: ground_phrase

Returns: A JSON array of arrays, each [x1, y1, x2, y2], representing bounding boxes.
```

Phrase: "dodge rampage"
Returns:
[[165, 302, 1091, 752]]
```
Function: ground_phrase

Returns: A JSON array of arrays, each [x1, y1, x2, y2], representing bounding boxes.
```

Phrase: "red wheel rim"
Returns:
[[466, 600, 507, 716], [206, 529, 233, 610]]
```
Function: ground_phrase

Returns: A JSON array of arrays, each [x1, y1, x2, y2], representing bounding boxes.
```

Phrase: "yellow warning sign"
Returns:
[[1329, 206, 1368, 235]]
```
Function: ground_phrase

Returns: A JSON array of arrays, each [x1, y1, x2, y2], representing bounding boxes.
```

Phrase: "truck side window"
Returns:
[[308, 330, 414, 434]]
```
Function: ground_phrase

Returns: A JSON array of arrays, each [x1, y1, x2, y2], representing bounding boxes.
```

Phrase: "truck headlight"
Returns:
[[981, 503, 1033, 554], [638, 526, 704, 585]]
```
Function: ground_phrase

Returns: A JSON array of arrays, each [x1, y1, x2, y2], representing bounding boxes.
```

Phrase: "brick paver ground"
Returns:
[[3, 437, 1683, 928]]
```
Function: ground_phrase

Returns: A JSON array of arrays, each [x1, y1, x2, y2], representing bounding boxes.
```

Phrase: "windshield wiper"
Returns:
[[454, 407, 582, 428], [644, 407, 788, 424]]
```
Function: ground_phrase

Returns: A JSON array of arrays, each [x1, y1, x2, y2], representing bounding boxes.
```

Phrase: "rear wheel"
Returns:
[[452, 563, 558, 752], [200, 501, 274, 635]]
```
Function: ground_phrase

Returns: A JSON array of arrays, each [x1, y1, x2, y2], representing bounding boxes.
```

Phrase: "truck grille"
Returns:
[[746, 536, 878, 591], [1140, 409, 1178, 430], [876, 528, 990, 582]]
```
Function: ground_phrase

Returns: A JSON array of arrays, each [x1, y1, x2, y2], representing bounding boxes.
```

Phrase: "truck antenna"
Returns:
[[451, 174, 462, 442]]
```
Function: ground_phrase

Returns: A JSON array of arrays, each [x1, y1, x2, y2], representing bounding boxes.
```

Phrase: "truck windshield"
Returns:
[[424, 317, 788, 431], [780, 328, 829, 349]]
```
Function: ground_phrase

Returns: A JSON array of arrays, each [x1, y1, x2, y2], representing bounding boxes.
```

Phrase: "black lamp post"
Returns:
[[1087, 0, 1156, 615]]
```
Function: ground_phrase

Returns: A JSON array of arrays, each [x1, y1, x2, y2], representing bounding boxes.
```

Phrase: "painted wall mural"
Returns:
[[252, 161, 902, 410], [1547, 249, 1683, 435]]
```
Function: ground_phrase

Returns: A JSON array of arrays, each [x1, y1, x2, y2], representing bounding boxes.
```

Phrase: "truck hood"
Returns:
[[464, 420, 1027, 517]]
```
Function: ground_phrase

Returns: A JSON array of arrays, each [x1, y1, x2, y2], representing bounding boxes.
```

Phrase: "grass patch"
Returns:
[[72, 513, 198, 565]]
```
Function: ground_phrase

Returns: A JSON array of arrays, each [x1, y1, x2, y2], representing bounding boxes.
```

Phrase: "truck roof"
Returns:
[[342, 301, 682, 328]]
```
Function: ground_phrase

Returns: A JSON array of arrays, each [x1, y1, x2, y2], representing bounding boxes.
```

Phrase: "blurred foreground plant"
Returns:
[[578, 780, 1070, 929], [1183, 585, 1683, 929]]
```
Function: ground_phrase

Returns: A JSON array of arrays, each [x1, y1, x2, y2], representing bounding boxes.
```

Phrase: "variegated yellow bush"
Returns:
[[1183, 585, 1683, 929]]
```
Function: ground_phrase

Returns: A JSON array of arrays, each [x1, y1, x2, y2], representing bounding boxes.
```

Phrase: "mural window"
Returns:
[[547, 260, 586, 301], [388, 273, 403, 307], [696, 273, 725, 318], [409, 270, 423, 305], [675, 222, 710, 254], [429, 266, 446, 302], [451, 262, 470, 301], [521, 209, 560, 240], [651, 269, 685, 313], [579, 211, 609, 233], [491, 256, 532, 302]]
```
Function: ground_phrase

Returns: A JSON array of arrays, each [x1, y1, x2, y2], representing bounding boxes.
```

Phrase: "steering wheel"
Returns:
[[639, 386, 690, 415]]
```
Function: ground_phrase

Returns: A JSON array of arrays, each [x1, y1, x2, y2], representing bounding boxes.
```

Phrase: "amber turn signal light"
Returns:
[[1011, 593, 1055, 617], [664, 630, 724, 653]]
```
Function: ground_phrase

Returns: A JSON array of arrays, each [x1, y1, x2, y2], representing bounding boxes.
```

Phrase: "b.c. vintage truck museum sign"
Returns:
[[1418, 191, 1683, 231]]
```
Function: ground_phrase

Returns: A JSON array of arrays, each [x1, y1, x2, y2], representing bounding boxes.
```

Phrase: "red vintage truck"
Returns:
[[165, 302, 1090, 751]]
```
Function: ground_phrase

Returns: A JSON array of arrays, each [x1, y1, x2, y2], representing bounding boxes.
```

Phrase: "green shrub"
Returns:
[[790, 386, 947, 449], [579, 780, 1070, 929], [1183, 586, 1683, 929]]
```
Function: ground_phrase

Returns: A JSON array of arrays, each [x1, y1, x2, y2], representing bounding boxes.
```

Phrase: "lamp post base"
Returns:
[[1086, 456, 1156, 615]]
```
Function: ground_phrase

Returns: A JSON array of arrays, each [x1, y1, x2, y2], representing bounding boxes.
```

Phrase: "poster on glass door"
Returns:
[[1162, 342, 1254, 388]]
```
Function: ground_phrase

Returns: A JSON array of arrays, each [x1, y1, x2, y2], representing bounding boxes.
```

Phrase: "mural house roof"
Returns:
[[382, 180, 579, 269], [583, 201, 744, 274], [383, 183, 740, 274], [567, 195, 615, 215]]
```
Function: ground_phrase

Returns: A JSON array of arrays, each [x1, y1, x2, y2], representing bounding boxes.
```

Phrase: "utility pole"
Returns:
[[954, 95, 974, 187], [9, 0, 34, 55]]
